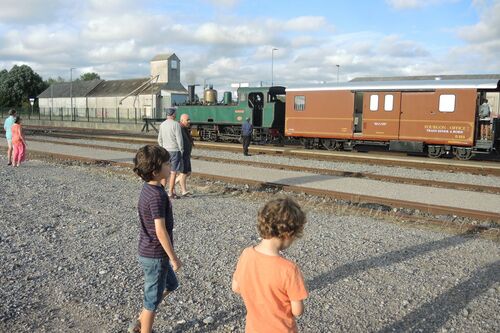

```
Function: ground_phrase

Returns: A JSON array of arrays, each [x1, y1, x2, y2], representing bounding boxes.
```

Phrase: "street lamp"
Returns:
[[271, 48, 278, 86], [70, 67, 75, 121], [336, 64, 340, 84]]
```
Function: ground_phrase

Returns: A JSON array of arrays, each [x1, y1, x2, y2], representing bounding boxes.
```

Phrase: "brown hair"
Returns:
[[8, 109, 16, 116], [257, 197, 307, 240], [14, 116, 22, 124], [133, 145, 170, 182]]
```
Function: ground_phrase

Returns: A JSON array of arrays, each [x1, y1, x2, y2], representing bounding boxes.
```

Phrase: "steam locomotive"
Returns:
[[177, 78, 500, 160]]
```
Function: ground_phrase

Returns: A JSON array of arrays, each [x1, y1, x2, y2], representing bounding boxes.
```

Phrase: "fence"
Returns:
[[0, 106, 154, 124]]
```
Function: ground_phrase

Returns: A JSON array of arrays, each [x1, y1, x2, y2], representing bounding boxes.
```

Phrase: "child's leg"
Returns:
[[12, 143, 19, 166], [139, 309, 155, 333]]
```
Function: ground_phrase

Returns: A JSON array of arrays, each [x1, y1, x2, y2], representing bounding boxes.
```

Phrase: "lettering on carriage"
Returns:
[[423, 124, 467, 139], [373, 122, 387, 126]]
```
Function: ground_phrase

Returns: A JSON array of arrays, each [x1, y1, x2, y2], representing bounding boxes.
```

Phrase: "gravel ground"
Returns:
[[27, 135, 500, 188], [1, 156, 499, 333]]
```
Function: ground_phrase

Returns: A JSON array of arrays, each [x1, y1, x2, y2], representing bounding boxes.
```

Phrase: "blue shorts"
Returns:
[[168, 151, 183, 173], [139, 256, 179, 312]]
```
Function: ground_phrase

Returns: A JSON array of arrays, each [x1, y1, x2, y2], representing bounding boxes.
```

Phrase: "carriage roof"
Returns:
[[285, 79, 500, 92]]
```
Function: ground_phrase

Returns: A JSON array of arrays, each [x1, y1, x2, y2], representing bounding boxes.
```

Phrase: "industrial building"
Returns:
[[37, 54, 188, 121]]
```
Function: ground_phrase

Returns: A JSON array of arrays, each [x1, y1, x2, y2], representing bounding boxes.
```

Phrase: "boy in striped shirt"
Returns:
[[131, 145, 182, 333]]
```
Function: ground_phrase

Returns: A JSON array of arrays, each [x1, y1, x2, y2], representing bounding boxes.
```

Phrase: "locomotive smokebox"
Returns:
[[204, 84, 217, 105]]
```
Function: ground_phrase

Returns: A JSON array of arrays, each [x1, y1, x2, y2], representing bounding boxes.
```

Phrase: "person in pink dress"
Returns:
[[11, 116, 26, 167]]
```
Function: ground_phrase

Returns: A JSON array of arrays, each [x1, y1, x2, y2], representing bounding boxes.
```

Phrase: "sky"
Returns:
[[0, 0, 499, 92]]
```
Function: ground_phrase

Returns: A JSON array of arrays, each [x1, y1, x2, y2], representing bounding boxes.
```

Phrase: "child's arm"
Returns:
[[291, 300, 304, 317], [231, 278, 239, 293], [154, 217, 182, 271], [20, 126, 25, 143]]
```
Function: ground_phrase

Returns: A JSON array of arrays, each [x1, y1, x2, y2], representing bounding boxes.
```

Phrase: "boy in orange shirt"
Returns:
[[232, 197, 308, 333]]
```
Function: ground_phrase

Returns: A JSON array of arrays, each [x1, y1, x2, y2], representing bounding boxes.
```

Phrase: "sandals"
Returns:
[[168, 193, 179, 199], [180, 191, 192, 197], [127, 320, 141, 333]]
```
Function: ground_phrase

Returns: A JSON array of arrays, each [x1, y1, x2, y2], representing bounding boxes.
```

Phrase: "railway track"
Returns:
[[26, 126, 500, 176], [6, 133, 499, 223], [26, 136, 500, 195]]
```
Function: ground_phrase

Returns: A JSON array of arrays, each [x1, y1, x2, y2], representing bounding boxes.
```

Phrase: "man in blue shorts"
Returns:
[[158, 107, 184, 199], [3, 109, 17, 165]]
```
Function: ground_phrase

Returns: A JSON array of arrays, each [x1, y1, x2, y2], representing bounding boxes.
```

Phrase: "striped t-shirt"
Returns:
[[137, 183, 174, 258]]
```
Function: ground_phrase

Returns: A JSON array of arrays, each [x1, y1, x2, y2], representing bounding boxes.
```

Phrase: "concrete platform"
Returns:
[[2, 140, 499, 217]]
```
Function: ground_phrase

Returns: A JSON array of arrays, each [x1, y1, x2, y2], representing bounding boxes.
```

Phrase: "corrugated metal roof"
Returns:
[[350, 74, 500, 82], [286, 79, 500, 92], [87, 78, 153, 97], [38, 78, 187, 99], [37, 80, 103, 98]]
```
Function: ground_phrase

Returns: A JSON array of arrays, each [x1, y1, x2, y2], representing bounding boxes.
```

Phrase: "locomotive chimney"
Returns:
[[188, 85, 196, 104]]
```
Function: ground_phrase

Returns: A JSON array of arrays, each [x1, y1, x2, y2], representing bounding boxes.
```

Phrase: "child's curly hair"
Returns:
[[133, 145, 170, 182], [257, 197, 307, 240]]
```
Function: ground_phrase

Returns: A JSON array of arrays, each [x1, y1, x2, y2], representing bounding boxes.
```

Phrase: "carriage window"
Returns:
[[294, 95, 305, 111], [439, 94, 455, 112], [370, 95, 379, 111], [384, 95, 393, 111]]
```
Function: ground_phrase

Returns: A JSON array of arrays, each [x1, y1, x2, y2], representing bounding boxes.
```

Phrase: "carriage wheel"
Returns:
[[453, 147, 473, 160], [427, 145, 444, 158], [300, 138, 313, 149], [321, 139, 340, 151]]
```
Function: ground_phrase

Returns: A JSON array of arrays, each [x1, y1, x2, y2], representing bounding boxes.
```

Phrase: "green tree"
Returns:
[[0, 69, 8, 105], [0, 65, 47, 106], [45, 76, 66, 85], [79, 72, 101, 81]]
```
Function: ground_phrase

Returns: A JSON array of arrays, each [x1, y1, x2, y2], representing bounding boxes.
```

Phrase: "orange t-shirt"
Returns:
[[233, 247, 308, 333]]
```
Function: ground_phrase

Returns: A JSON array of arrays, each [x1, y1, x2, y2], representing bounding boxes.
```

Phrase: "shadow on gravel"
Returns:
[[171, 305, 245, 332], [377, 260, 499, 333], [274, 174, 335, 186], [307, 233, 476, 292]]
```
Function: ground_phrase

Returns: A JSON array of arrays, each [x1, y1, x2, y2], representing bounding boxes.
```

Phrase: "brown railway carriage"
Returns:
[[285, 79, 500, 159]]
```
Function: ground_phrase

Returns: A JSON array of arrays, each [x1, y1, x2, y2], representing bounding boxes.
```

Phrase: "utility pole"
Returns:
[[70, 67, 75, 121], [271, 48, 278, 86], [336, 64, 340, 84]]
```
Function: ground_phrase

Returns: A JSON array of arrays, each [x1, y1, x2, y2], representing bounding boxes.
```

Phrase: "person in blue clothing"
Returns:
[[3, 109, 17, 165], [241, 117, 253, 156]]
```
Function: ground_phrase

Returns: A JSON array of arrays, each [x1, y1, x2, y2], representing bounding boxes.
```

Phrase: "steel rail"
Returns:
[[24, 149, 500, 225], [27, 137, 500, 195], [26, 126, 500, 176]]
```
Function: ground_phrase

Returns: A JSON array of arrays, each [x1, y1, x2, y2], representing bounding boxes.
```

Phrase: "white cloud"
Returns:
[[386, 0, 455, 9], [378, 35, 429, 57], [283, 16, 328, 31], [451, 0, 500, 71], [205, 0, 240, 6], [194, 23, 271, 45], [457, 0, 500, 43], [0, 0, 64, 23]]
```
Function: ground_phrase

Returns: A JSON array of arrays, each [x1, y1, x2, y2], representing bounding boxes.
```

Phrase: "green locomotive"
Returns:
[[177, 85, 286, 143]]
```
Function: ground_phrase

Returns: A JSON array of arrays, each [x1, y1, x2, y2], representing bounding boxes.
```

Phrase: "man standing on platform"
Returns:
[[241, 117, 253, 156], [177, 113, 194, 196], [158, 107, 184, 199]]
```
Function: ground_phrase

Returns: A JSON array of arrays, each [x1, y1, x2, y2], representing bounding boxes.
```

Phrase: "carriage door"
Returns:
[[353, 92, 363, 133], [361, 92, 401, 139], [248, 92, 264, 127]]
